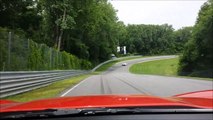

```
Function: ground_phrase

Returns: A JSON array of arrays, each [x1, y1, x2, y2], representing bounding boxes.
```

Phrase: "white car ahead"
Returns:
[[122, 63, 127, 66]]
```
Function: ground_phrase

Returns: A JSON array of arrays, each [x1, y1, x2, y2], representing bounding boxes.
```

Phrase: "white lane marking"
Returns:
[[60, 79, 87, 97]]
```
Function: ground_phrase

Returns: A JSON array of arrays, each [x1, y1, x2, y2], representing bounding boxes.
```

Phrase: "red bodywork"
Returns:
[[0, 90, 212, 113]]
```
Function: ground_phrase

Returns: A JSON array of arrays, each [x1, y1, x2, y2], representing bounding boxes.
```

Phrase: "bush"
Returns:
[[0, 27, 92, 71]]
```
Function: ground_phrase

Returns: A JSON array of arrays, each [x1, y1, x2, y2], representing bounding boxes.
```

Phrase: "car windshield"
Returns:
[[0, 0, 212, 114]]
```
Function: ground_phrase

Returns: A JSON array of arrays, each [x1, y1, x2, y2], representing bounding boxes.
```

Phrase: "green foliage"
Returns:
[[27, 40, 92, 70], [0, 27, 92, 71], [24, 0, 120, 64], [0, 28, 8, 71], [173, 27, 193, 53], [81, 59, 92, 70], [1, 0, 211, 77], [178, 0, 213, 78], [0, 0, 42, 38], [28, 42, 45, 70], [0, 28, 29, 71], [121, 24, 189, 55]]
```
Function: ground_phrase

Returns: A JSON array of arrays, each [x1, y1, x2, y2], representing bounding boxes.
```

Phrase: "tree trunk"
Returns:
[[57, 30, 64, 51], [54, 16, 59, 48], [57, 8, 66, 51]]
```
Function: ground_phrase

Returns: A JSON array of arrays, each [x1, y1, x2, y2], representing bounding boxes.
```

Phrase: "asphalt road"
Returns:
[[61, 56, 213, 97]]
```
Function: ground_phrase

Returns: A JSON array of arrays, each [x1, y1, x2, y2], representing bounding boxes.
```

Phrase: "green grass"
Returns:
[[96, 56, 144, 72], [4, 74, 91, 102], [129, 57, 213, 80], [130, 57, 179, 76]]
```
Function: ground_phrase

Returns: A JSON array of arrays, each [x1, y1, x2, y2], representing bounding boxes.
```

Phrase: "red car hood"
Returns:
[[0, 90, 212, 113]]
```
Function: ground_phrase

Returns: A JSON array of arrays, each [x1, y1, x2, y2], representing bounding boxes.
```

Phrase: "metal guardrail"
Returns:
[[0, 56, 136, 98], [92, 56, 141, 72], [0, 70, 89, 98]]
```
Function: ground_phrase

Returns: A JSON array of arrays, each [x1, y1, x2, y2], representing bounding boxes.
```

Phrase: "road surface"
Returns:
[[61, 56, 213, 97]]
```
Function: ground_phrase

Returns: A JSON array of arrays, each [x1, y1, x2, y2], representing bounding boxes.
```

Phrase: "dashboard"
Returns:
[[28, 113, 213, 120]]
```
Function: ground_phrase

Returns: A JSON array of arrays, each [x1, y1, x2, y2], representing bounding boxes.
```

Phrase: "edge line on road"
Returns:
[[60, 79, 87, 97]]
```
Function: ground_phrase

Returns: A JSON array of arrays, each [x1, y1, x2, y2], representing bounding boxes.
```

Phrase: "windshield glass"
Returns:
[[0, 0, 212, 110]]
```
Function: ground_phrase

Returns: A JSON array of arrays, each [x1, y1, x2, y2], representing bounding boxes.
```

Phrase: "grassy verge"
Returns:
[[130, 57, 179, 76], [129, 57, 213, 80], [4, 74, 91, 102], [96, 56, 144, 72]]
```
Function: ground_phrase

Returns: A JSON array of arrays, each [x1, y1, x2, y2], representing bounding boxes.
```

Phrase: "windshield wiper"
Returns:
[[1, 108, 213, 119]]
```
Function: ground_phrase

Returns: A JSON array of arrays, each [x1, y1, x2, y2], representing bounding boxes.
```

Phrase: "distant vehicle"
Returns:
[[122, 63, 127, 66], [111, 54, 117, 59], [0, 90, 212, 120]]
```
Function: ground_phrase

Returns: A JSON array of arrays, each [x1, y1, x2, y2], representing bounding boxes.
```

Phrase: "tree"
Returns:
[[178, 0, 213, 78], [62, 0, 119, 63], [124, 24, 177, 55], [173, 27, 193, 53], [0, 0, 41, 37], [39, 0, 76, 50]]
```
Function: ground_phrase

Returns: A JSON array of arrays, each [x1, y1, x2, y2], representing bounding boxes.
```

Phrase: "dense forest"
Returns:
[[119, 24, 192, 55], [1, 0, 119, 64], [0, 0, 212, 77], [0, 0, 190, 62]]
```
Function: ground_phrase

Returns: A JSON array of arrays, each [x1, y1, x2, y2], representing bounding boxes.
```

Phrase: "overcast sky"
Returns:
[[110, 0, 207, 30]]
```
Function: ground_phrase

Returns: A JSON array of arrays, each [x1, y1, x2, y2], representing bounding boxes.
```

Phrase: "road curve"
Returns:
[[61, 56, 213, 97]]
